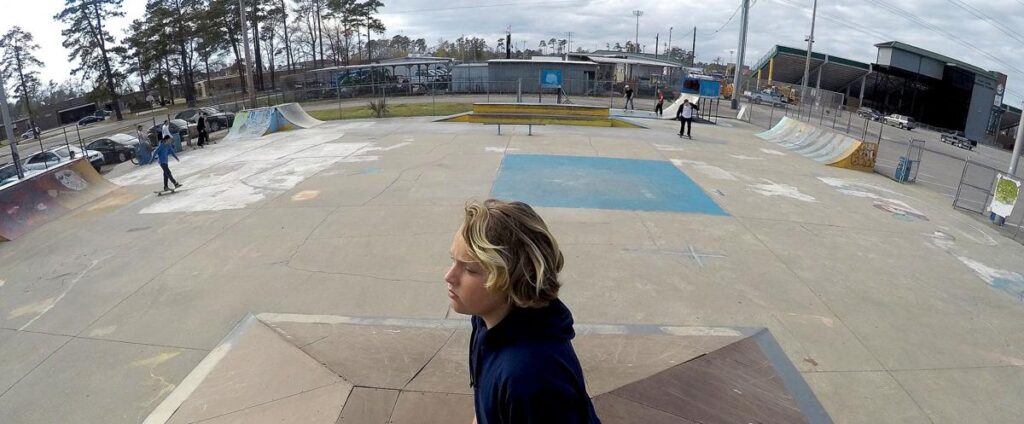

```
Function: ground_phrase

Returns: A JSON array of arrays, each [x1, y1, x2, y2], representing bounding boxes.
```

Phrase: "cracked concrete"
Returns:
[[1, 116, 1023, 423]]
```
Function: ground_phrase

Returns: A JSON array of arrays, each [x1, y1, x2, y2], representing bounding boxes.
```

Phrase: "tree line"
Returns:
[[1, 0, 699, 128]]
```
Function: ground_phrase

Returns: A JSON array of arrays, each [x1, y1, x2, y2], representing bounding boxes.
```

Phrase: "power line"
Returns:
[[942, 0, 1024, 46], [699, 3, 743, 37], [770, 0, 890, 42], [379, 0, 586, 15], [862, 0, 1024, 76]]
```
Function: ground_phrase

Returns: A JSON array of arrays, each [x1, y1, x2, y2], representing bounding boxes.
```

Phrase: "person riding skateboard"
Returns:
[[151, 135, 182, 192], [624, 85, 635, 110], [677, 98, 699, 138]]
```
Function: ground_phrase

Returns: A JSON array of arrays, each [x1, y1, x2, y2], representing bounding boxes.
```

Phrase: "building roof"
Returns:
[[749, 45, 871, 93], [874, 41, 991, 76], [591, 50, 686, 66], [489, 58, 596, 66]]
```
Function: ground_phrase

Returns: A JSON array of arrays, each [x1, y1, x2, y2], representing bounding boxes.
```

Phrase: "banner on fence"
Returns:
[[540, 70, 562, 88], [990, 173, 1021, 218]]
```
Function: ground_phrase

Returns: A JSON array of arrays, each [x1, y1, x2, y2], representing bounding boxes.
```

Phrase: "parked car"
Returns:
[[147, 119, 198, 145], [175, 107, 235, 132], [86, 134, 138, 163], [0, 163, 19, 187], [857, 107, 882, 121], [20, 127, 41, 139], [78, 115, 104, 126], [884, 114, 915, 130], [94, 109, 112, 118], [22, 145, 104, 172], [940, 133, 976, 150]]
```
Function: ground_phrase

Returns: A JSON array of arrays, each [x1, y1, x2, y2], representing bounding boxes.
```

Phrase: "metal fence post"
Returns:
[[846, 108, 853, 133], [769, 102, 775, 128]]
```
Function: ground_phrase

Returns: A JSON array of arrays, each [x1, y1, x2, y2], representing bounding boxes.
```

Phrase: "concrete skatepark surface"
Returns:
[[1, 112, 1023, 423]]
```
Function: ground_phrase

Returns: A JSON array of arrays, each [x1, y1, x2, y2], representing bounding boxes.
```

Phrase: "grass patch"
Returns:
[[308, 102, 473, 121]]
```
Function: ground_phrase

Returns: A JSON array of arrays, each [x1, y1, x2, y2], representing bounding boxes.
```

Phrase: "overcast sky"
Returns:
[[2, 0, 1022, 105]]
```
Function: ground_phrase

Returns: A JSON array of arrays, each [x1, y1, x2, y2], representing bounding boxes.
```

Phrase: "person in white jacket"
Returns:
[[676, 99, 699, 138]]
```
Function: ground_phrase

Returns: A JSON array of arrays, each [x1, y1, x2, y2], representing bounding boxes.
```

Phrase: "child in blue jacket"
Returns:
[[445, 199, 600, 424], [151, 135, 181, 192]]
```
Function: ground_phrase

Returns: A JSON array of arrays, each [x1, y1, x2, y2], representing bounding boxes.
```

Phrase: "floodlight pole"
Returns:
[[240, 0, 257, 108], [633, 10, 643, 53], [1010, 101, 1024, 175], [800, 0, 819, 111], [0, 81, 23, 179], [730, 0, 750, 109]]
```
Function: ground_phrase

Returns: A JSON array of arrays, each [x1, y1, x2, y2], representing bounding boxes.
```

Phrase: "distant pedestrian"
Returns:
[[151, 135, 181, 192], [137, 124, 152, 162], [196, 113, 208, 148], [677, 98, 699, 138], [161, 120, 172, 140], [624, 85, 635, 110], [654, 89, 665, 116]]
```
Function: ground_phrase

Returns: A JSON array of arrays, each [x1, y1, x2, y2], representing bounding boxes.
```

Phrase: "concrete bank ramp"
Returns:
[[660, 93, 701, 120], [0, 158, 118, 241], [224, 103, 323, 140], [756, 116, 878, 171]]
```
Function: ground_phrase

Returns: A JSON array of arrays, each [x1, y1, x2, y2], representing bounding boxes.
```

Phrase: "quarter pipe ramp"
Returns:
[[756, 117, 877, 171], [0, 158, 118, 241], [224, 103, 323, 140]]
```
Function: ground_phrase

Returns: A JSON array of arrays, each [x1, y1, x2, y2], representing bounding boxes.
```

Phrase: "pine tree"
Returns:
[[55, 0, 127, 120], [0, 27, 44, 134]]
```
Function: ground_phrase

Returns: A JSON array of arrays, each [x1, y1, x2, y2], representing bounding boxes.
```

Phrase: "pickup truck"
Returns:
[[746, 91, 788, 106], [883, 114, 915, 130], [940, 133, 976, 150]]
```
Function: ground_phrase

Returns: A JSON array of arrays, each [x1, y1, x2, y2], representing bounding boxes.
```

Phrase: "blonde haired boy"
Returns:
[[446, 199, 600, 424]]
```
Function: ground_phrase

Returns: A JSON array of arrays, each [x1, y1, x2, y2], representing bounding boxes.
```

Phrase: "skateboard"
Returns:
[[154, 188, 179, 196]]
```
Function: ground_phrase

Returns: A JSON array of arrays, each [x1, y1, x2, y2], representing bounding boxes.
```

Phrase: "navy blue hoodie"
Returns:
[[469, 299, 601, 424]]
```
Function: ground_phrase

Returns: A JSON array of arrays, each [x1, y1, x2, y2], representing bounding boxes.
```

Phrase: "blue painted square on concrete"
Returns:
[[491, 154, 728, 215]]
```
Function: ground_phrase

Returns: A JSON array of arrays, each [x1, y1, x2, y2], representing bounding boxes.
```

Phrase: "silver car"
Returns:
[[22, 146, 105, 172]]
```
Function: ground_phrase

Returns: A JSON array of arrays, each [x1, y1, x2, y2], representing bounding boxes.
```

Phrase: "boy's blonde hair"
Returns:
[[461, 199, 563, 308]]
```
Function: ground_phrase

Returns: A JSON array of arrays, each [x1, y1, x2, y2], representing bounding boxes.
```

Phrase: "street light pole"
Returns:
[[1010, 101, 1024, 175], [731, 0, 750, 110], [668, 26, 673, 58], [0, 79, 23, 179], [633, 10, 643, 53], [239, 0, 257, 109], [800, 0, 819, 110]]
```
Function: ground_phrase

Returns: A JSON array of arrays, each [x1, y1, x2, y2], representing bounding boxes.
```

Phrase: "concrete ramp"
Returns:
[[0, 158, 118, 241], [275, 102, 324, 130], [224, 103, 322, 140], [757, 117, 877, 171]]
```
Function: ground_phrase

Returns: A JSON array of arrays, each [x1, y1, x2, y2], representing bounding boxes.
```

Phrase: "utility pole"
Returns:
[[633, 10, 643, 53], [239, 0, 257, 108], [567, 32, 573, 55], [800, 0, 819, 110], [0, 80, 23, 179], [691, 27, 697, 67], [731, 0, 750, 109], [1010, 101, 1024, 175], [668, 27, 673, 58], [655, 34, 659, 58]]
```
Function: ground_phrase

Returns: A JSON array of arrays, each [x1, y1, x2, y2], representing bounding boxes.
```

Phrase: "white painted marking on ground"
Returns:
[[653, 144, 685, 151], [956, 256, 1024, 291], [142, 344, 235, 424], [17, 260, 101, 330], [658, 326, 743, 337], [730, 155, 765, 161], [760, 148, 786, 156], [88, 325, 118, 337], [485, 147, 506, 153], [358, 141, 411, 153], [747, 180, 817, 202], [671, 159, 739, 181], [0, 278, 5, 288], [291, 190, 321, 202], [132, 351, 182, 368]]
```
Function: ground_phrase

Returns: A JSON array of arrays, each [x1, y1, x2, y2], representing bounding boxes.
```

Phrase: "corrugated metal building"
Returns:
[[484, 58, 598, 95]]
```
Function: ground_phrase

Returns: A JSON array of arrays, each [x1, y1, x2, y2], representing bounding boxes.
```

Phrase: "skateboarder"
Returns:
[[677, 98, 698, 138], [446, 199, 600, 424], [624, 85, 635, 110], [151, 135, 181, 193], [654, 89, 665, 116]]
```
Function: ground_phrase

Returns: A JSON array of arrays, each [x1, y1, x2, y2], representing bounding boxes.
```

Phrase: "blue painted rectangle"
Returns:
[[491, 154, 728, 215], [699, 80, 722, 98], [540, 69, 563, 88]]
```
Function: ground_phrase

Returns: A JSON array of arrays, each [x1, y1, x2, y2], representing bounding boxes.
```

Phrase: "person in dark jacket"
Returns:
[[151, 135, 182, 192], [196, 113, 208, 148], [676, 98, 699, 138], [654, 89, 665, 116], [445, 199, 600, 424]]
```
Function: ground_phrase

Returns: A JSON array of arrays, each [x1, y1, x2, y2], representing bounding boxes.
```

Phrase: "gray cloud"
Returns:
[[2, 0, 1021, 105]]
